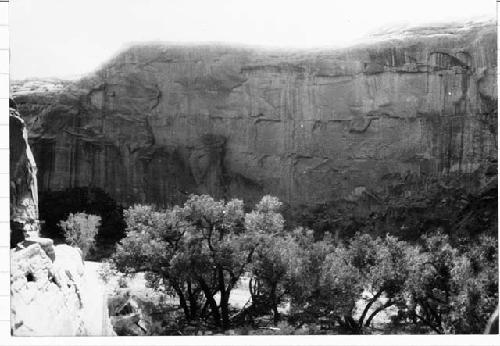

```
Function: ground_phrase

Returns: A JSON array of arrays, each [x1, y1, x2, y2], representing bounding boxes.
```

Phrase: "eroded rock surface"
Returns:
[[13, 21, 497, 208], [10, 105, 39, 245], [10, 243, 115, 336]]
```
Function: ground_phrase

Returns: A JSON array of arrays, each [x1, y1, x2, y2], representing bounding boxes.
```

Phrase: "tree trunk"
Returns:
[[365, 300, 394, 327], [358, 289, 383, 327], [198, 277, 222, 328], [207, 293, 222, 328], [271, 283, 279, 325], [220, 291, 231, 330], [216, 267, 232, 330], [200, 300, 210, 319], [172, 282, 191, 321], [187, 281, 198, 320], [338, 315, 361, 334]]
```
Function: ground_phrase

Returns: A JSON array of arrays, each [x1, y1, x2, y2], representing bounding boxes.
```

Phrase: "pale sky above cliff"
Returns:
[[9, 0, 496, 80]]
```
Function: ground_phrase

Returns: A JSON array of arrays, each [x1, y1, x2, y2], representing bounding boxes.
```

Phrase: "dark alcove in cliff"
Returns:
[[38, 187, 126, 252]]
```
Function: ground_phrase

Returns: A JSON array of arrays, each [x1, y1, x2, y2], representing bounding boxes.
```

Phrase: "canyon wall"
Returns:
[[13, 21, 497, 208]]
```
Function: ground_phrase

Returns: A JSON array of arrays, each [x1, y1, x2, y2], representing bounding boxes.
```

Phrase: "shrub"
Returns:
[[39, 187, 126, 244], [58, 212, 101, 259]]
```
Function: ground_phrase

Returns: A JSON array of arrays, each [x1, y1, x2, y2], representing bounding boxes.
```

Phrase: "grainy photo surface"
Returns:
[[8, 0, 498, 337]]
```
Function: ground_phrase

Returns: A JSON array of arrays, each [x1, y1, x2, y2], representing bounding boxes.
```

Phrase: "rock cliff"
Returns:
[[10, 105, 39, 245], [13, 21, 497, 208]]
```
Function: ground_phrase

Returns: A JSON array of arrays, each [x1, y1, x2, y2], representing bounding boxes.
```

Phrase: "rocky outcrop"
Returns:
[[11, 242, 115, 336], [13, 20, 497, 208]]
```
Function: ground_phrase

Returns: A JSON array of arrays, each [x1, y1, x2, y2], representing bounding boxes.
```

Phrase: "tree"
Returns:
[[301, 233, 414, 333], [355, 234, 415, 329], [243, 196, 288, 323], [112, 195, 283, 330], [58, 212, 101, 259], [285, 231, 336, 325], [406, 232, 498, 333], [454, 235, 498, 332], [178, 195, 253, 330], [112, 204, 204, 324], [250, 233, 304, 325]]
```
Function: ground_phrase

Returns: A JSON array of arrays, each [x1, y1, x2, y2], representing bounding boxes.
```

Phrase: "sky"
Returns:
[[9, 0, 497, 80]]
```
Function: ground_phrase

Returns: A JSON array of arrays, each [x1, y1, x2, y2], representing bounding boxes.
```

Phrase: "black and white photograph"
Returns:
[[6, 0, 499, 339]]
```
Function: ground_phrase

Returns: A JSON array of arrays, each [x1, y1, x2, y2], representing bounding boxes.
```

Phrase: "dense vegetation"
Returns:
[[108, 192, 498, 334], [40, 167, 497, 334]]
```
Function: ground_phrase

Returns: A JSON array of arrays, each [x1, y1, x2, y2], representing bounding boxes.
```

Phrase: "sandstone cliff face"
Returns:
[[13, 21, 497, 208]]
